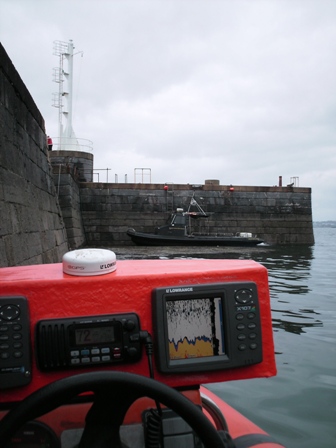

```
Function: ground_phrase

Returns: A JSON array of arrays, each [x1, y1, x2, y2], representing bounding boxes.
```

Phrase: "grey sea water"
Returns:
[[208, 227, 336, 448], [114, 226, 336, 448]]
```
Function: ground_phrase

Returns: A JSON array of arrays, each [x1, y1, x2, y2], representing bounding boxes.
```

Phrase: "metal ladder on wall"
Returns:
[[165, 183, 174, 212]]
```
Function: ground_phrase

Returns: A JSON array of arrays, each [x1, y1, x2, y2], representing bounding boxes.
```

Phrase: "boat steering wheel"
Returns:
[[0, 371, 230, 448]]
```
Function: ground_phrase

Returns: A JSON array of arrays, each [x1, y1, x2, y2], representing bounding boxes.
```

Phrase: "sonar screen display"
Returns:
[[166, 297, 225, 361]]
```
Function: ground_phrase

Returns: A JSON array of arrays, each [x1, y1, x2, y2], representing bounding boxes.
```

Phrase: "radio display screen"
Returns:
[[75, 326, 115, 345], [166, 297, 226, 360]]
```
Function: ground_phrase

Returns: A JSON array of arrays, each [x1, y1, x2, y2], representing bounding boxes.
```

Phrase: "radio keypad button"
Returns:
[[248, 323, 256, 329], [102, 355, 111, 361], [250, 343, 258, 350], [236, 314, 244, 321], [71, 358, 80, 365], [249, 333, 257, 340], [113, 347, 122, 358], [236, 323, 245, 331], [129, 333, 140, 342], [101, 347, 110, 354], [237, 334, 246, 341], [71, 350, 80, 357], [92, 356, 101, 362], [247, 312, 256, 319], [81, 357, 90, 363], [91, 348, 100, 355], [127, 347, 138, 357]]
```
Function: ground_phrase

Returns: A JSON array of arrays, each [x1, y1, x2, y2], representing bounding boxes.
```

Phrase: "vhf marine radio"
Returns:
[[152, 281, 263, 373], [36, 313, 142, 371]]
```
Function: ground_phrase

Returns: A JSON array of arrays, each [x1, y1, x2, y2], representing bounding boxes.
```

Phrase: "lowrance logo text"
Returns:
[[166, 287, 193, 294], [100, 261, 116, 270]]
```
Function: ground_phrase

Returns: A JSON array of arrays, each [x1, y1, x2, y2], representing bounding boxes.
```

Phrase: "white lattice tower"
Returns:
[[52, 40, 81, 150]]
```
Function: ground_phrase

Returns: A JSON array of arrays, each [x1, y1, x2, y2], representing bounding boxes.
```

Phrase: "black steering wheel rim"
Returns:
[[0, 371, 226, 448]]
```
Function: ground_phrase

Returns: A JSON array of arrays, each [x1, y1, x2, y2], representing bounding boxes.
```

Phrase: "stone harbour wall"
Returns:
[[0, 43, 69, 267], [52, 165, 86, 250], [79, 183, 314, 246]]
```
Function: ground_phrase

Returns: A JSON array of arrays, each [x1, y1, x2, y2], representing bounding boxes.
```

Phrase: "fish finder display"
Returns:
[[152, 282, 263, 373], [166, 297, 225, 360]]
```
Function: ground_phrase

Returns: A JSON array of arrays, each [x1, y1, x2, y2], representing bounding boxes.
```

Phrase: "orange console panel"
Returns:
[[0, 258, 276, 404]]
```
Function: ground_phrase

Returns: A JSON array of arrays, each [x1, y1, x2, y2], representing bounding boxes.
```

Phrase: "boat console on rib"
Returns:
[[0, 249, 284, 447]]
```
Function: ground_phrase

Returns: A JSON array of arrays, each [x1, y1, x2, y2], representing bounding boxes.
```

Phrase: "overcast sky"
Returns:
[[1, 0, 335, 221]]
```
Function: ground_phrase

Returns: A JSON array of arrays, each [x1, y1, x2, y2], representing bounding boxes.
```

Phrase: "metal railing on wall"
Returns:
[[81, 169, 111, 183], [52, 137, 93, 152], [290, 176, 299, 187], [134, 168, 151, 183]]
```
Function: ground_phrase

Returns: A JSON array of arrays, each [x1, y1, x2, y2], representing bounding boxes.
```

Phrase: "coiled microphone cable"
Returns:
[[140, 331, 163, 447]]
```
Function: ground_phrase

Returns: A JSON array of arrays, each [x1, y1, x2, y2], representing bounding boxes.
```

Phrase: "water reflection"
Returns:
[[114, 243, 318, 335], [258, 246, 313, 299], [272, 311, 323, 335], [256, 245, 321, 335]]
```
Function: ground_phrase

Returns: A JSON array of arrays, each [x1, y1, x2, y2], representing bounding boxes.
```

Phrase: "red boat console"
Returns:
[[0, 257, 280, 447]]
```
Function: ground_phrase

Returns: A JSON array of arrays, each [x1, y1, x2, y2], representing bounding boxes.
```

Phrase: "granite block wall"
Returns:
[[52, 166, 86, 250], [0, 43, 69, 267], [79, 183, 314, 246]]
